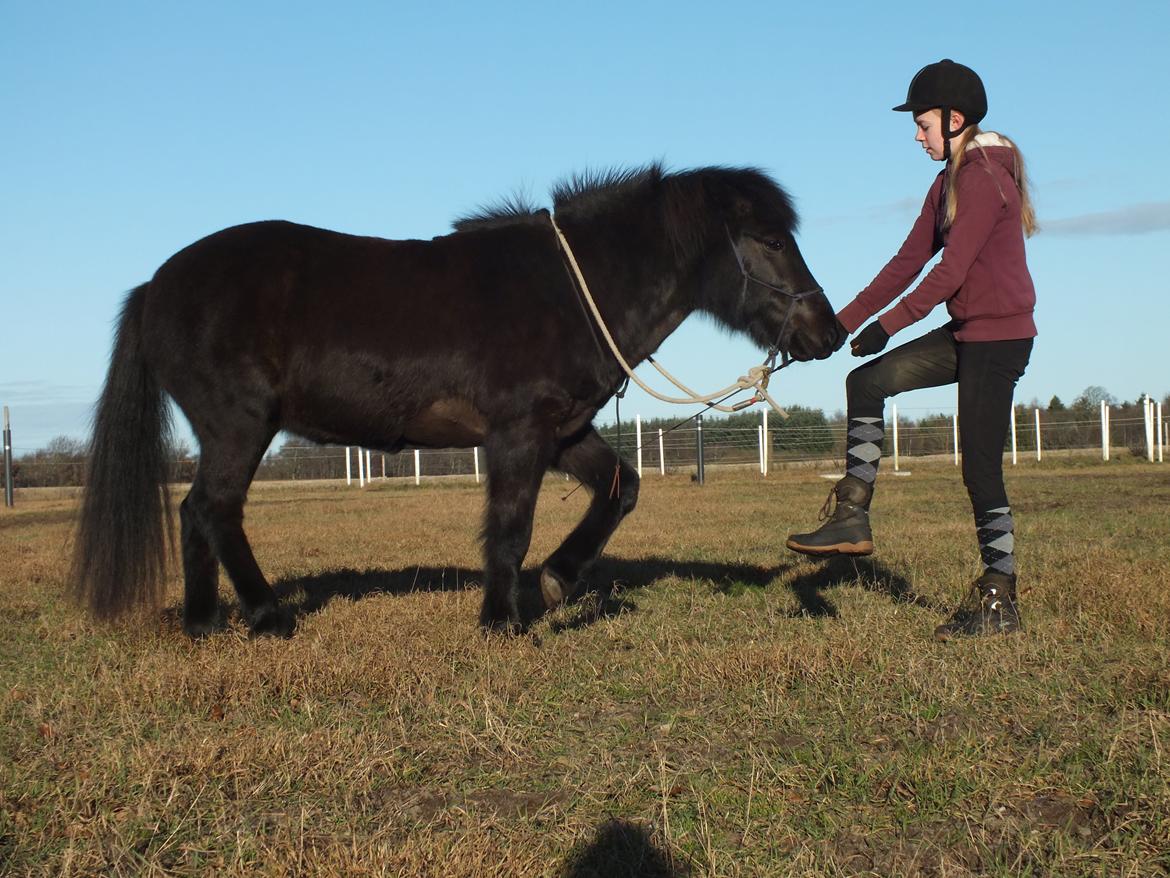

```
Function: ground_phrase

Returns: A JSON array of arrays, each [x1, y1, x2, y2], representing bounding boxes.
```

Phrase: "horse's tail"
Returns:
[[70, 283, 174, 620]]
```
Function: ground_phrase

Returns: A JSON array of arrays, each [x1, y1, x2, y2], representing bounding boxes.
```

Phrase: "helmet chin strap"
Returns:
[[940, 106, 973, 161], [942, 105, 954, 161]]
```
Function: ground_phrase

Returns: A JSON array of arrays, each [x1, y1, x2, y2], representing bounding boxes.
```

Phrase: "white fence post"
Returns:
[[1104, 404, 1111, 461], [413, 449, 421, 485], [1100, 401, 1108, 460], [635, 415, 643, 477], [1158, 402, 1164, 463], [952, 411, 959, 466], [892, 402, 900, 472], [1010, 406, 1018, 466], [366, 449, 372, 482], [358, 447, 366, 487], [1145, 395, 1155, 462], [1107, 406, 1112, 459], [1035, 409, 1042, 462], [658, 429, 665, 475], [345, 446, 352, 485], [381, 454, 386, 479], [763, 409, 769, 476], [473, 447, 481, 484]]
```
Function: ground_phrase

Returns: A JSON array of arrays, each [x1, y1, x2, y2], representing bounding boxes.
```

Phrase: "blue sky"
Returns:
[[2, 1, 1167, 454]]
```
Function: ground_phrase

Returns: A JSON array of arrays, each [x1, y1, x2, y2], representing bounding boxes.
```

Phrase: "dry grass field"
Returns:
[[2, 459, 1169, 877]]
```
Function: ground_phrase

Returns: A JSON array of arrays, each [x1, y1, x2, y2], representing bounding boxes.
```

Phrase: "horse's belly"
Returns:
[[401, 399, 488, 449]]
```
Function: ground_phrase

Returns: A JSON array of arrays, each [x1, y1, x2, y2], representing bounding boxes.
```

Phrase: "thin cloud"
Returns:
[[814, 196, 921, 226], [1041, 201, 1170, 236], [0, 381, 96, 405], [865, 196, 922, 220]]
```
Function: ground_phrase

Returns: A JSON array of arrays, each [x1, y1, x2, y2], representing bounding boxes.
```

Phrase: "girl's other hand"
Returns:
[[851, 322, 890, 357]]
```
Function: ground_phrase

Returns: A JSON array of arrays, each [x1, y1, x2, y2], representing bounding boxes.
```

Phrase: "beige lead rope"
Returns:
[[549, 215, 788, 418]]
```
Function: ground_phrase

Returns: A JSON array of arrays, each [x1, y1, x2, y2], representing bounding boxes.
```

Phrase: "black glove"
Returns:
[[851, 321, 889, 357]]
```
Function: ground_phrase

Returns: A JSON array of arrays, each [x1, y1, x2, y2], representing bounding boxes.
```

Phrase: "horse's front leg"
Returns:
[[480, 427, 552, 633], [541, 426, 639, 608]]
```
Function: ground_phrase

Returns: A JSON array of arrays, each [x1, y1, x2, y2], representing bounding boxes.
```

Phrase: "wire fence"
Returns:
[[4, 413, 1162, 490]]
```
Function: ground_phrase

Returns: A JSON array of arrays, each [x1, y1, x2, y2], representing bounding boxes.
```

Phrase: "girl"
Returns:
[[786, 59, 1038, 640]]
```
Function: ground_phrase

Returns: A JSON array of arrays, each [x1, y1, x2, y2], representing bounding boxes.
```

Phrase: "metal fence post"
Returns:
[[3, 407, 13, 508], [1011, 406, 1018, 465], [696, 415, 705, 485], [635, 415, 643, 477], [891, 402, 900, 472]]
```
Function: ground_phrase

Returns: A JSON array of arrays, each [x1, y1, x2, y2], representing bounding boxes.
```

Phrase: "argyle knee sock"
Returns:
[[976, 506, 1016, 575], [845, 416, 884, 485]]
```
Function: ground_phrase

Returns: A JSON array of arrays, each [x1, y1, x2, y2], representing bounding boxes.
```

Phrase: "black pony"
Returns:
[[71, 163, 842, 637]]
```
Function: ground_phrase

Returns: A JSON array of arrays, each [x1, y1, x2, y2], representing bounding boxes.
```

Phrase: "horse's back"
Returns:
[[135, 218, 589, 449], [150, 220, 407, 303]]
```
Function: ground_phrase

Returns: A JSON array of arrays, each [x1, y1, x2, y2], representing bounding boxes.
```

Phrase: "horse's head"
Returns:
[[692, 169, 843, 362]]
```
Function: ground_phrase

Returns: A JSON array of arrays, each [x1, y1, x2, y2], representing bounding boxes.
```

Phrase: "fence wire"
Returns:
[[4, 414, 1159, 488]]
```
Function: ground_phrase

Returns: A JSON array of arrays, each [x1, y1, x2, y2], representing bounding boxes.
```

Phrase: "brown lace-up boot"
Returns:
[[785, 475, 874, 556], [934, 571, 1021, 640]]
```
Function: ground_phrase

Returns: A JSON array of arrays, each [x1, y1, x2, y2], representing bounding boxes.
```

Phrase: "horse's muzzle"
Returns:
[[787, 316, 845, 362]]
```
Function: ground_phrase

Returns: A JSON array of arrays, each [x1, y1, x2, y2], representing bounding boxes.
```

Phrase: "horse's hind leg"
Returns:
[[541, 427, 639, 608], [180, 493, 222, 637], [182, 426, 292, 638]]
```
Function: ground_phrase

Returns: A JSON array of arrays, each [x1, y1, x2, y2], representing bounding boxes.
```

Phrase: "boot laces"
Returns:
[[982, 584, 1002, 612], [817, 487, 837, 522]]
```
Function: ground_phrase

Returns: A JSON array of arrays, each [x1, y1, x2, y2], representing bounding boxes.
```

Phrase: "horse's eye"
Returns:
[[763, 238, 785, 252]]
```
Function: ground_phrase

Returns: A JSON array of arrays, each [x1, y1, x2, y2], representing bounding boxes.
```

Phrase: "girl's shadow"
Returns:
[[786, 555, 943, 618]]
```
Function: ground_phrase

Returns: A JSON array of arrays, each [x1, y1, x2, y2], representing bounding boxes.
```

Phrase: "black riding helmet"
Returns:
[[893, 59, 987, 159]]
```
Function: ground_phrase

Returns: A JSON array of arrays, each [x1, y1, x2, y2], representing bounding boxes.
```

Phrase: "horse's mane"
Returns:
[[451, 192, 546, 232], [549, 163, 666, 213], [452, 162, 798, 257]]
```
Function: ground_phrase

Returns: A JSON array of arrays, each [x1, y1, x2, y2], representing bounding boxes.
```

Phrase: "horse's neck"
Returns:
[[621, 287, 690, 363], [562, 220, 697, 367]]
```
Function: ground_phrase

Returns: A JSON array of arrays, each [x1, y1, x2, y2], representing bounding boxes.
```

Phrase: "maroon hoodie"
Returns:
[[837, 134, 1037, 342]]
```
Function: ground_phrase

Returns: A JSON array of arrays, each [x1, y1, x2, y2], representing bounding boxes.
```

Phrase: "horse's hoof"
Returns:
[[183, 618, 225, 639], [479, 604, 523, 636], [480, 618, 523, 637], [248, 605, 296, 638], [541, 566, 587, 609], [540, 568, 568, 609]]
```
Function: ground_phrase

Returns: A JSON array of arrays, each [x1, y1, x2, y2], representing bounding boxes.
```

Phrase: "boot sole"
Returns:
[[785, 539, 874, 557]]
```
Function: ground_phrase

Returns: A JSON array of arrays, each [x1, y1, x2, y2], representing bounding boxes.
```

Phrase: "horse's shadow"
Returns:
[[268, 552, 939, 632], [272, 565, 479, 615]]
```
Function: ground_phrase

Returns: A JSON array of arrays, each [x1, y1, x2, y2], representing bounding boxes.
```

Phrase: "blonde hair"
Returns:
[[943, 125, 1038, 238]]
